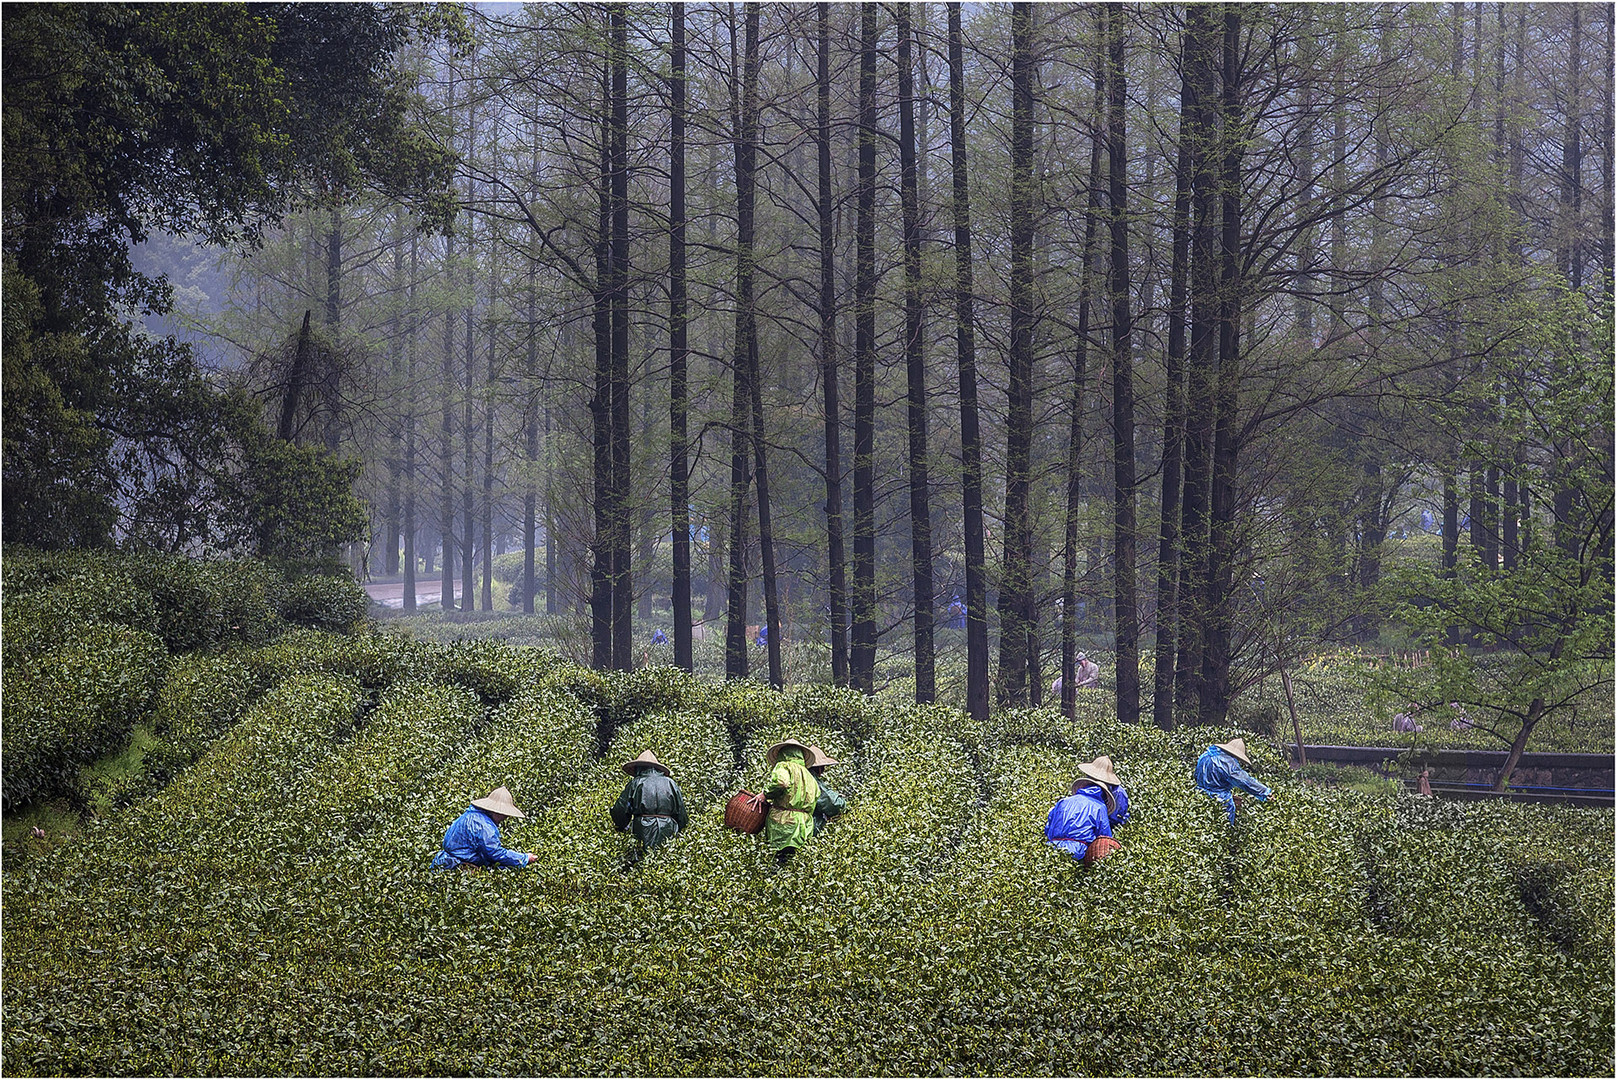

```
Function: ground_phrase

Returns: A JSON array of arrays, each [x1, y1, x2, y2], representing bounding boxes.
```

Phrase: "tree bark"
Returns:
[[1064, 32, 1105, 721], [851, 3, 878, 694], [1175, 4, 1219, 715], [1107, 6, 1140, 725], [948, 1, 989, 725], [1153, 21, 1195, 731], [669, 1, 694, 671], [899, 5, 935, 703], [609, 8, 632, 668], [997, 0, 1037, 706], [818, 2, 848, 687], [1198, 6, 1244, 726]]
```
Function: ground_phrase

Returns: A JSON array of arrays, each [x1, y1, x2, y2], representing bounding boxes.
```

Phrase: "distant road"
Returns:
[[364, 581, 461, 609]]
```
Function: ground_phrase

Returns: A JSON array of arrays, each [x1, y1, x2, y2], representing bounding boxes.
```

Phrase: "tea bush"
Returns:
[[2, 654, 1611, 1077], [276, 572, 371, 631], [1, 625, 168, 811]]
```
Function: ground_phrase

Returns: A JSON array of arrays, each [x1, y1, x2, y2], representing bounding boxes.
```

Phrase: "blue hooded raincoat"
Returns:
[[430, 805, 529, 870], [1194, 745, 1271, 823], [1044, 786, 1114, 861]]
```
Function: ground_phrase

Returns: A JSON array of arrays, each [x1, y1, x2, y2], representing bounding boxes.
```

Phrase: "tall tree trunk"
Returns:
[[403, 233, 418, 613], [997, 0, 1037, 706], [669, 2, 694, 671], [1107, 6, 1140, 725], [1153, 24, 1195, 731], [441, 264, 457, 613], [589, 44, 613, 668], [1064, 35, 1105, 721], [948, 2, 989, 724], [481, 219, 497, 612], [1199, 7, 1244, 726], [851, 3, 879, 694], [725, 5, 754, 681], [385, 219, 404, 577], [898, 5, 935, 703], [609, 8, 633, 668], [734, 6, 781, 689], [1175, 4, 1220, 715], [818, 2, 849, 688], [461, 273, 475, 612]]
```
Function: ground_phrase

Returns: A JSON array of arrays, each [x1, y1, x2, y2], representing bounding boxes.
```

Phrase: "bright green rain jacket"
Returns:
[[763, 749, 819, 854]]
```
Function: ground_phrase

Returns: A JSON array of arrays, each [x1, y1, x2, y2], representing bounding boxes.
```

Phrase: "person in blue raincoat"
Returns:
[[1194, 737, 1272, 823], [1086, 755, 1130, 827], [1044, 762, 1121, 863], [431, 786, 538, 870]]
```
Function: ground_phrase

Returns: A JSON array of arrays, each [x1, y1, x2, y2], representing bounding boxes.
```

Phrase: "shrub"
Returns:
[[0, 624, 167, 811], [277, 573, 371, 631]]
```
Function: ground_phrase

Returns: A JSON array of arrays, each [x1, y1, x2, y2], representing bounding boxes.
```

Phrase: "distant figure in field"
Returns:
[[1193, 738, 1272, 824], [946, 595, 966, 630], [1392, 706, 1424, 733], [806, 745, 848, 836], [763, 739, 819, 864], [755, 623, 768, 648], [1448, 702, 1472, 732], [650, 628, 668, 645], [1045, 760, 1121, 863], [1075, 652, 1100, 688], [431, 786, 538, 871], [610, 750, 689, 853]]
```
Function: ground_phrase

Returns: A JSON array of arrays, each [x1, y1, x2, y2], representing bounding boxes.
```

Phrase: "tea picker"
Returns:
[[1044, 758, 1122, 864], [430, 786, 539, 870], [1193, 737, 1273, 824], [762, 739, 819, 864], [610, 750, 689, 853], [805, 745, 847, 835]]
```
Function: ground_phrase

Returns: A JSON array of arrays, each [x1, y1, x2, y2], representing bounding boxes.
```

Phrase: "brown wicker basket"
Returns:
[[724, 790, 767, 834]]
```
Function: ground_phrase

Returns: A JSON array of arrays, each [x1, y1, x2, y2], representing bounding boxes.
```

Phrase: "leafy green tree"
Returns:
[[1374, 296, 1614, 788], [2, 2, 456, 549]]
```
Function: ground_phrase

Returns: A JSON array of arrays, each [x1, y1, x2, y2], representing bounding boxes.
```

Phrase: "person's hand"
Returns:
[[526, 852, 539, 865]]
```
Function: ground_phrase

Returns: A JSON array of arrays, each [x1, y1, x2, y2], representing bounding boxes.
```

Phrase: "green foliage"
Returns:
[[276, 572, 371, 632], [240, 435, 369, 560], [3, 646, 1610, 1075], [1, 3, 456, 549], [0, 625, 168, 811]]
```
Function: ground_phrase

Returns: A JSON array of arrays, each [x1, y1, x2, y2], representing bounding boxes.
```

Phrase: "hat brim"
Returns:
[[766, 740, 811, 766], [1214, 741, 1251, 766], [1078, 761, 1122, 788], [622, 754, 671, 777], [471, 796, 525, 819]]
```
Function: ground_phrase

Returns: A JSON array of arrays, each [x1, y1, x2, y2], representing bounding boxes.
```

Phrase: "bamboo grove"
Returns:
[[182, 3, 1612, 727]]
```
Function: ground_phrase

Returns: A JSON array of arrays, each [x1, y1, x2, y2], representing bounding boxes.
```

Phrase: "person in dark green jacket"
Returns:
[[610, 750, 688, 853], [806, 745, 847, 836], [763, 739, 819, 864]]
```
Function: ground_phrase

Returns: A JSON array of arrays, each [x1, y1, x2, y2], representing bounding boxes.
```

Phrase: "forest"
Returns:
[[4, 2, 1612, 755]]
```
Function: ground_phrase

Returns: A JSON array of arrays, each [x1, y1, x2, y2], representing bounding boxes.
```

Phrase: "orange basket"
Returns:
[[724, 790, 767, 834]]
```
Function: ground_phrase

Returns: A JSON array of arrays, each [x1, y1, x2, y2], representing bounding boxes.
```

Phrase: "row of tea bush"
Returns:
[[3, 632, 1612, 1075], [1, 549, 372, 812]]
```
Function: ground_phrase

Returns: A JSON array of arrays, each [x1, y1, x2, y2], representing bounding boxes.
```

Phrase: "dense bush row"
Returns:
[[3, 645, 1611, 1075], [1, 549, 376, 811]]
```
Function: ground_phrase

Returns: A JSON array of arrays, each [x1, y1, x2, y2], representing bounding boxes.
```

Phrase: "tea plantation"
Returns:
[[2, 558, 1612, 1075]]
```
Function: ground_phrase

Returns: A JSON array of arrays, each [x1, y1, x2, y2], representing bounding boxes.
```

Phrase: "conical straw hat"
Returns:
[[471, 786, 525, 819], [766, 739, 811, 766], [806, 745, 840, 771], [1214, 737, 1251, 766], [621, 749, 672, 777], [1078, 755, 1122, 788]]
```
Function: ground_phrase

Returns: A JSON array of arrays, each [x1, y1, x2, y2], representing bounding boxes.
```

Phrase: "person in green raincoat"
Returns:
[[610, 750, 688, 853], [806, 745, 847, 835], [763, 739, 819, 863]]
